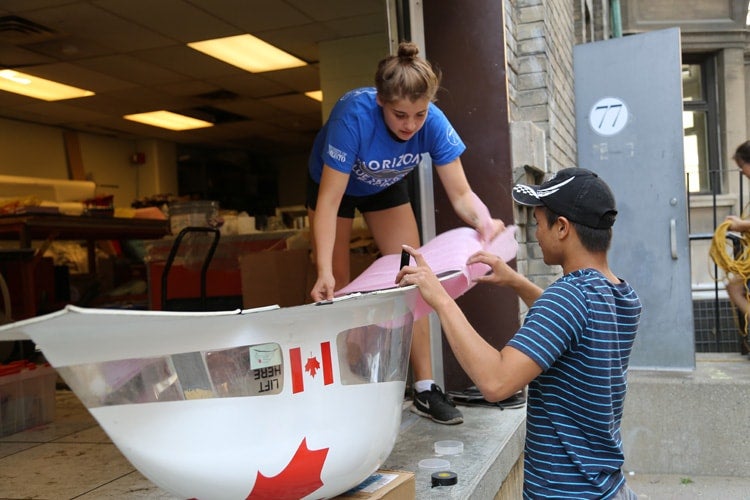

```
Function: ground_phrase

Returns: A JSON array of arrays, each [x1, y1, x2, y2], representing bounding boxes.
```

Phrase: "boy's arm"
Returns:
[[396, 245, 543, 401], [468, 251, 543, 307]]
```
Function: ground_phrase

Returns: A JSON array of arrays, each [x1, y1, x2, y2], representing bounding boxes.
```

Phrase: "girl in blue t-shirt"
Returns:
[[306, 41, 504, 425]]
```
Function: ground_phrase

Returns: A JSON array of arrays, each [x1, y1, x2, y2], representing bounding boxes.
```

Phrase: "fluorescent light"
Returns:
[[0, 69, 94, 101], [305, 90, 323, 102], [124, 111, 214, 131], [188, 34, 306, 73]]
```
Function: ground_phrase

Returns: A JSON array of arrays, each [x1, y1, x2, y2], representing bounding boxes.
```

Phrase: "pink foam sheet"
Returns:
[[335, 226, 518, 319]]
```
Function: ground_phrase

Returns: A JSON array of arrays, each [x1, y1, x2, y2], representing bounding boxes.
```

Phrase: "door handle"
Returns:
[[670, 218, 677, 259]]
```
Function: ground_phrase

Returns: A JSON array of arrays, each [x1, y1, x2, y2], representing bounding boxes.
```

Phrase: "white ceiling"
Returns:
[[0, 0, 388, 155]]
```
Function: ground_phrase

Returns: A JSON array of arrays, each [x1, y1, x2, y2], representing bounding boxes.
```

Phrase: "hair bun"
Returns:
[[397, 41, 419, 61], [375, 40, 439, 102]]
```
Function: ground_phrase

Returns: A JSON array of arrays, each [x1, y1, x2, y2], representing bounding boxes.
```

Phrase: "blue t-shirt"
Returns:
[[508, 268, 642, 499], [308, 87, 466, 197]]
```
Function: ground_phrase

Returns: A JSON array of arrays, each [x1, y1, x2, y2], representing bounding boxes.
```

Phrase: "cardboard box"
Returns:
[[241, 247, 377, 310], [240, 249, 311, 308], [350, 250, 378, 281], [334, 469, 415, 500], [303, 251, 379, 300]]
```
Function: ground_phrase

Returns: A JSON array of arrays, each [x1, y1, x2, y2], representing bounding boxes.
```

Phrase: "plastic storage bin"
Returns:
[[168, 201, 219, 235], [0, 361, 57, 437]]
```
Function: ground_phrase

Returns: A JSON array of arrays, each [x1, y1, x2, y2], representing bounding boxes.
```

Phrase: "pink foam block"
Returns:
[[335, 226, 518, 319]]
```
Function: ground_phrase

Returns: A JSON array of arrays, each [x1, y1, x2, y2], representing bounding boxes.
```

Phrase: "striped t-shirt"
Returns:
[[508, 268, 642, 499]]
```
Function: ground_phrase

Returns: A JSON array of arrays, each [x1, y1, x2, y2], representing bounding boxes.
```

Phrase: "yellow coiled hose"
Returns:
[[709, 219, 750, 347]]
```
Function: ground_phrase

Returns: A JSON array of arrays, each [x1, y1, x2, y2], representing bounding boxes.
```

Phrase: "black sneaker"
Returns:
[[410, 384, 463, 425]]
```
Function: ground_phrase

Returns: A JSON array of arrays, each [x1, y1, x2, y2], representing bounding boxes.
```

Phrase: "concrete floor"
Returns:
[[626, 473, 750, 499], [2, 385, 750, 499], [0, 390, 180, 499]]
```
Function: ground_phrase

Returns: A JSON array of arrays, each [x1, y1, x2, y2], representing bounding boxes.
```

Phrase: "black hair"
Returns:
[[734, 140, 750, 164], [542, 207, 612, 253]]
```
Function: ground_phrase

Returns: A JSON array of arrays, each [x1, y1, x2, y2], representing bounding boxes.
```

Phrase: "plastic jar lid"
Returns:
[[418, 458, 450, 470], [435, 440, 464, 455]]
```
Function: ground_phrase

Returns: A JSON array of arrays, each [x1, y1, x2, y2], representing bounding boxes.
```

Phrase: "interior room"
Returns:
[[0, 2, 427, 497], [1, 2, 523, 498], [0, 0, 393, 318]]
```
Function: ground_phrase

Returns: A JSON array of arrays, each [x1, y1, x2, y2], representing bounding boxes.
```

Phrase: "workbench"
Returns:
[[0, 214, 169, 319]]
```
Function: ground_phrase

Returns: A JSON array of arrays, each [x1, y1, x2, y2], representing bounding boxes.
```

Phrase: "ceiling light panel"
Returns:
[[188, 34, 307, 73], [124, 110, 214, 131], [305, 90, 322, 101], [0, 70, 94, 101]]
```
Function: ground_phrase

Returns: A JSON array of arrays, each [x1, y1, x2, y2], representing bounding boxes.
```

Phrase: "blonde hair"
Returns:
[[375, 41, 441, 103]]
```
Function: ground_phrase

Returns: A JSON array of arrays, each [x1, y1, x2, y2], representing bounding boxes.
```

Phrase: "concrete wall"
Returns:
[[0, 117, 177, 208], [622, 354, 750, 476], [620, 0, 747, 34], [318, 34, 389, 122]]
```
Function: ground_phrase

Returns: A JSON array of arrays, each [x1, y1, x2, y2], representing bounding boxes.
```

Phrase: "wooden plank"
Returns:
[[63, 130, 85, 181]]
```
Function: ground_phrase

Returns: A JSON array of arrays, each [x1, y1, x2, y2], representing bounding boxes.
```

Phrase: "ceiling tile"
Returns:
[[262, 93, 321, 114], [132, 44, 248, 81], [20, 61, 137, 91], [95, 0, 240, 42], [193, 0, 314, 32], [18, 3, 174, 52], [0, 0, 388, 154], [285, 0, 384, 23]]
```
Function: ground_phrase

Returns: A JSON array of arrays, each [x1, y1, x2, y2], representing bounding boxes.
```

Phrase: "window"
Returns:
[[683, 54, 720, 194]]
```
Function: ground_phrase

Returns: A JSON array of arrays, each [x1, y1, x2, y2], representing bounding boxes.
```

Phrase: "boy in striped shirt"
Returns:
[[397, 167, 642, 499]]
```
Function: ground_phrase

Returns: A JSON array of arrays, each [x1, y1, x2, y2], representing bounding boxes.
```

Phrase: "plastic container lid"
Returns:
[[418, 458, 450, 470], [435, 440, 464, 455]]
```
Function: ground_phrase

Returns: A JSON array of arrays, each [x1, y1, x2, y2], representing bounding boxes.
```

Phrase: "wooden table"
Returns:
[[0, 214, 169, 272]]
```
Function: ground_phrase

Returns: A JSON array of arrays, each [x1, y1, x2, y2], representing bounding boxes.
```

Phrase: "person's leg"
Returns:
[[364, 203, 426, 371], [365, 204, 463, 424], [409, 316, 432, 381], [727, 278, 750, 318], [610, 481, 639, 500], [726, 278, 750, 353]]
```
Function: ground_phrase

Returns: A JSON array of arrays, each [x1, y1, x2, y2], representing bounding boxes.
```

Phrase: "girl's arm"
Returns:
[[310, 166, 349, 301], [435, 158, 505, 240]]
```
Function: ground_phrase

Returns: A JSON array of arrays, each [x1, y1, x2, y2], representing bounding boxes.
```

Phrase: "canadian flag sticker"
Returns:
[[289, 341, 334, 394]]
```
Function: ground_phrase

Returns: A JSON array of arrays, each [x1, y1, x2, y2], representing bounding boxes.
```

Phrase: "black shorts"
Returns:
[[305, 174, 411, 219]]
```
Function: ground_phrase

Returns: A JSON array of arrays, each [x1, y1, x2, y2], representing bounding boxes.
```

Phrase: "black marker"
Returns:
[[400, 248, 410, 269]]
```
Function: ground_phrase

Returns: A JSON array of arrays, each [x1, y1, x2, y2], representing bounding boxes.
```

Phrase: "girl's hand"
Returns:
[[480, 218, 506, 243], [310, 272, 336, 302]]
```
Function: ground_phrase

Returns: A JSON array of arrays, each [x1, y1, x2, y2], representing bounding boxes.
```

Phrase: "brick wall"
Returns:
[[505, 0, 606, 312]]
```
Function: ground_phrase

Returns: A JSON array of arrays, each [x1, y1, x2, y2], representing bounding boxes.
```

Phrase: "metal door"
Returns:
[[574, 28, 694, 370]]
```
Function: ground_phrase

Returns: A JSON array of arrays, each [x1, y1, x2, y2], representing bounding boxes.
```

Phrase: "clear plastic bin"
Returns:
[[0, 362, 57, 437]]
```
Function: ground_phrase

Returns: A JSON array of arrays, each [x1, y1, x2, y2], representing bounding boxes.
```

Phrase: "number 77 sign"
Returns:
[[589, 96, 629, 136]]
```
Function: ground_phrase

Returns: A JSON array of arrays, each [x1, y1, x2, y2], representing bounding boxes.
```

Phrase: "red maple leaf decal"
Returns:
[[246, 438, 329, 499], [305, 356, 321, 377]]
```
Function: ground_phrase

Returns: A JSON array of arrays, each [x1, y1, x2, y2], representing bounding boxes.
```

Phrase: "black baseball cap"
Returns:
[[511, 167, 617, 229]]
